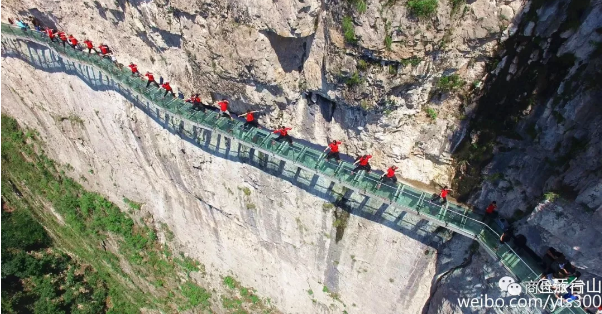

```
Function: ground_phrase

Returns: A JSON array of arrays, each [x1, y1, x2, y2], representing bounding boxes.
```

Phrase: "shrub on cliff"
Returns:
[[407, 0, 438, 18]]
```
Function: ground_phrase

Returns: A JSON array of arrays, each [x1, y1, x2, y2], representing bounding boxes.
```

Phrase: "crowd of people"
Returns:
[[7, 16, 408, 190]]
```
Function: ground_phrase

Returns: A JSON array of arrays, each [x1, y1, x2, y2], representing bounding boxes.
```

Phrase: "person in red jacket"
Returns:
[[324, 140, 342, 163], [272, 126, 293, 145], [45, 27, 57, 42], [128, 63, 139, 76], [484, 201, 497, 223], [83, 39, 97, 53], [56, 31, 67, 47], [377, 166, 398, 189], [161, 82, 175, 97], [98, 43, 111, 57], [217, 99, 233, 120], [144, 72, 159, 88], [431, 186, 453, 204], [239, 110, 261, 129], [186, 94, 203, 110], [68, 35, 79, 49], [351, 154, 372, 175]]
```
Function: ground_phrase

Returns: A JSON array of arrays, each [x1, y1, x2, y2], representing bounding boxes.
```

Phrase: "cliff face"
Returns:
[[1, 55, 441, 314], [453, 0, 602, 276], [423, 1, 602, 311], [0, 0, 525, 186], [2, 0, 602, 313]]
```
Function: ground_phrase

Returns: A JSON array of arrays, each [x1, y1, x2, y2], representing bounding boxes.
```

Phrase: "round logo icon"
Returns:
[[498, 276, 516, 292], [507, 283, 522, 296]]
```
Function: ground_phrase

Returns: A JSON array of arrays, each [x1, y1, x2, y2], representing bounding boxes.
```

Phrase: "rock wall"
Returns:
[[0, 0, 525, 187], [453, 0, 602, 277], [1, 55, 443, 314], [2, 0, 602, 312]]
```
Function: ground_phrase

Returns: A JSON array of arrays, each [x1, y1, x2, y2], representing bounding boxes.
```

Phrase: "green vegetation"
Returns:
[[438, 28, 454, 49], [219, 275, 274, 312], [323, 285, 329, 293], [388, 64, 397, 75], [450, 0, 465, 15], [176, 255, 201, 274], [238, 186, 252, 196], [333, 217, 346, 228], [323, 202, 335, 210], [486, 172, 503, 182], [58, 114, 84, 126], [180, 281, 211, 310], [246, 203, 257, 210], [401, 56, 422, 67], [353, 0, 368, 13], [346, 71, 362, 86], [384, 34, 393, 50], [425, 107, 438, 120], [436, 73, 465, 92], [342, 16, 357, 43], [1, 115, 276, 313], [2, 207, 109, 314], [224, 276, 238, 289], [161, 222, 175, 241], [332, 208, 350, 243], [407, 0, 438, 18], [360, 100, 372, 110], [308, 289, 314, 295], [544, 192, 560, 202], [124, 197, 142, 210], [357, 59, 368, 71]]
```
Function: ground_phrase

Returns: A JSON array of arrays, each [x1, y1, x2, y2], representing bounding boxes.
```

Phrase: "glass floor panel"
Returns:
[[298, 148, 322, 169]]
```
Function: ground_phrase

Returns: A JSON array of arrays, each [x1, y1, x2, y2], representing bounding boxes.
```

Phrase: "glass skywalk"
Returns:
[[1, 23, 586, 314]]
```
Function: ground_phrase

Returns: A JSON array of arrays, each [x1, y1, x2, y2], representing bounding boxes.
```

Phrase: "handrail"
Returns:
[[4, 23, 579, 313]]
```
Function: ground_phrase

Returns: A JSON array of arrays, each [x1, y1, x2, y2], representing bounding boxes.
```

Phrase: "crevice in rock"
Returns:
[[261, 30, 315, 73], [421, 238, 477, 314], [149, 27, 182, 48]]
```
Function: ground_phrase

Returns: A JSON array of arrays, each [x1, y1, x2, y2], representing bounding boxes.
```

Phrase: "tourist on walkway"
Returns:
[[45, 27, 57, 42], [218, 99, 233, 120], [68, 35, 78, 49], [324, 140, 342, 163], [186, 94, 202, 110], [161, 82, 175, 97], [98, 43, 112, 57], [83, 39, 98, 53], [16, 20, 29, 31], [144, 72, 159, 88], [272, 126, 293, 145], [128, 63, 139, 76], [483, 201, 497, 223], [499, 225, 514, 244], [377, 166, 398, 189], [351, 154, 372, 175], [431, 186, 452, 204], [239, 110, 260, 129], [57, 31, 67, 47]]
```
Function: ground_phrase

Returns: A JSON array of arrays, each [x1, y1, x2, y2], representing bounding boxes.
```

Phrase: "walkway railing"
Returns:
[[0, 23, 585, 314]]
